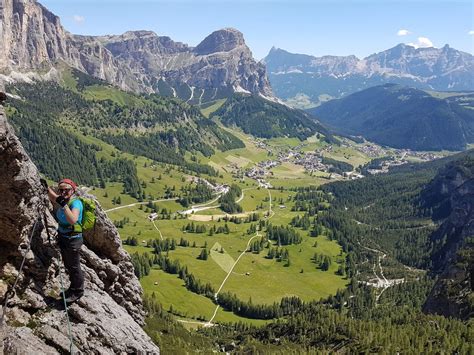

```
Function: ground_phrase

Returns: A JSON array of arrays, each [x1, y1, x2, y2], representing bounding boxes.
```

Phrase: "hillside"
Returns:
[[309, 84, 474, 151], [211, 94, 335, 142], [421, 157, 474, 319], [264, 45, 474, 108], [5, 70, 244, 190], [2, 80, 473, 352]]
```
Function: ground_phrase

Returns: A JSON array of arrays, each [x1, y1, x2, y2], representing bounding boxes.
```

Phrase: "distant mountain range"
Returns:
[[309, 84, 474, 151], [0, 0, 273, 103], [264, 45, 474, 108]]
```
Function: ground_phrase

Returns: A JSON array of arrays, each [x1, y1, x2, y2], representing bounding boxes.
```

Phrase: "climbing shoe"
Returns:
[[65, 291, 84, 304]]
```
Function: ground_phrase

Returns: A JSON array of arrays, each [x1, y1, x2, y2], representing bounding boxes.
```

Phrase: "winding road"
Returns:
[[205, 230, 260, 326], [180, 187, 253, 215], [104, 197, 179, 213]]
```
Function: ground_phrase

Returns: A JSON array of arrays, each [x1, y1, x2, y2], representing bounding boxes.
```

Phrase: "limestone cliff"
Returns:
[[421, 157, 474, 320], [0, 0, 273, 102], [0, 105, 159, 353], [0, 0, 136, 91]]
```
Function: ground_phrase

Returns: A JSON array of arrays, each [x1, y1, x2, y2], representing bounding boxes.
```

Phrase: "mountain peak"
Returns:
[[194, 28, 246, 55], [0, 1, 273, 101], [121, 30, 158, 38]]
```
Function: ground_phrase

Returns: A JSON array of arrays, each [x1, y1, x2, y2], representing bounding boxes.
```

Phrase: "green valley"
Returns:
[[4, 71, 472, 353]]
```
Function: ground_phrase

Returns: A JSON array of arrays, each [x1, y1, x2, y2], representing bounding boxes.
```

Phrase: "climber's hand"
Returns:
[[56, 196, 68, 207], [40, 178, 49, 190]]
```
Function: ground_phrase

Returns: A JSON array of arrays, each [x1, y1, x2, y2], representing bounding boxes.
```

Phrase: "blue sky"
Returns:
[[40, 0, 473, 60]]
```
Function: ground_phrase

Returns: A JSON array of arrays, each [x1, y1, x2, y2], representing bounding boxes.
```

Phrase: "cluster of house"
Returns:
[[242, 137, 444, 188], [253, 139, 272, 154], [190, 177, 229, 195], [355, 143, 387, 157], [293, 152, 327, 173], [402, 150, 442, 161], [245, 160, 279, 179], [365, 150, 442, 175]]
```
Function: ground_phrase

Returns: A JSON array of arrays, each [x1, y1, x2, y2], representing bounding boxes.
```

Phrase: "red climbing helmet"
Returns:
[[58, 178, 78, 192]]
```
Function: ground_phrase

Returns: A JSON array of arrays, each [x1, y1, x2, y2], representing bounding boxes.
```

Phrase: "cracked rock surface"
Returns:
[[0, 106, 159, 353]]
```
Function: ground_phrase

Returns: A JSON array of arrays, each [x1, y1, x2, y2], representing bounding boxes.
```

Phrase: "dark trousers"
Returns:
[[58, 234, 84, 293]]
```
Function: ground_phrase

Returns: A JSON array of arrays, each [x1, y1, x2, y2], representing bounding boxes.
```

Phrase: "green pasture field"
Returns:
[[238, 187, 270, 212], [200, 99, 227, 118], [222, 235, 346, 304], [270, 162, 307, 179], [78, 118, 351, 325], [266, 137, 301, 148], [321, 145, 372, 168], [115, 186, 347, 323], [210, 242, 235, 273], [82, 84, 145, 107], [268, 175, 333, 189], [141, 269, 270, 326]]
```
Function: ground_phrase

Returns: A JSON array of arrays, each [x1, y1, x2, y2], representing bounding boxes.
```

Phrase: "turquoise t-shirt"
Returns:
[[56, 199, 83, 234]]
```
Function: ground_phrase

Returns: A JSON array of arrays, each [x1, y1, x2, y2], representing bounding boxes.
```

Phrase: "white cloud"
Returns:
[[469, 30, 474, 35], [397, 29, 410, 36], [417, 37, 434, 47], [73, 15, 85, 24], [407, 37, 434, 49]]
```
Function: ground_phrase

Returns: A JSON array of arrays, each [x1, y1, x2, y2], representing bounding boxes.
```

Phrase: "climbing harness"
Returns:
[[0, 202, 76, 354]]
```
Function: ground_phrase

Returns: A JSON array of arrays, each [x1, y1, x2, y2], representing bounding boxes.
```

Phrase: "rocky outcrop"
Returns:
[[194, 28, 246, 55], [0, 0, 137, 91], [421, 157, 474, 320], [0, 105, 159, 353], [98, 28, 273, 102], [0, 0, 273, 102]]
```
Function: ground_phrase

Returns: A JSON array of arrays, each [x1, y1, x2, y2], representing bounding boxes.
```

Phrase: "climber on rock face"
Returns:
[[45, 178, 85, 304]]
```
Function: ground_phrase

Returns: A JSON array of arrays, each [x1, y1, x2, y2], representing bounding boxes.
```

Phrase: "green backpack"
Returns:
[[79, 197, 96, 231], [68, 197, 96, 231]]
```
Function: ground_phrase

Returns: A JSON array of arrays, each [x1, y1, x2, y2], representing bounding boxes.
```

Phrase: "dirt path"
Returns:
[[204, 188, 272, 326], [151, 220, 164, 241], [359, 243, 404, 302], [104, 197, 178, 213], [205, 230, 260, 326]]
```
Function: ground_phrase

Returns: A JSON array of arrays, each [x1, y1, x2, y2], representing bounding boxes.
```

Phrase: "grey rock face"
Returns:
[[194, 28, 246, 55], [98, 28, 273, 100], [421, 159, 474, 320], [0, 0, 273, 101], [264, 45, 474, 107], [0, 0, 136, 91], [0, 106, 159, 353]]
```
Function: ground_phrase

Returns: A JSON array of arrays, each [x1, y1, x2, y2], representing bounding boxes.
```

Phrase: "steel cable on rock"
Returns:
[[0, 203, 76, 354], [0, 206, 42, 326]]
